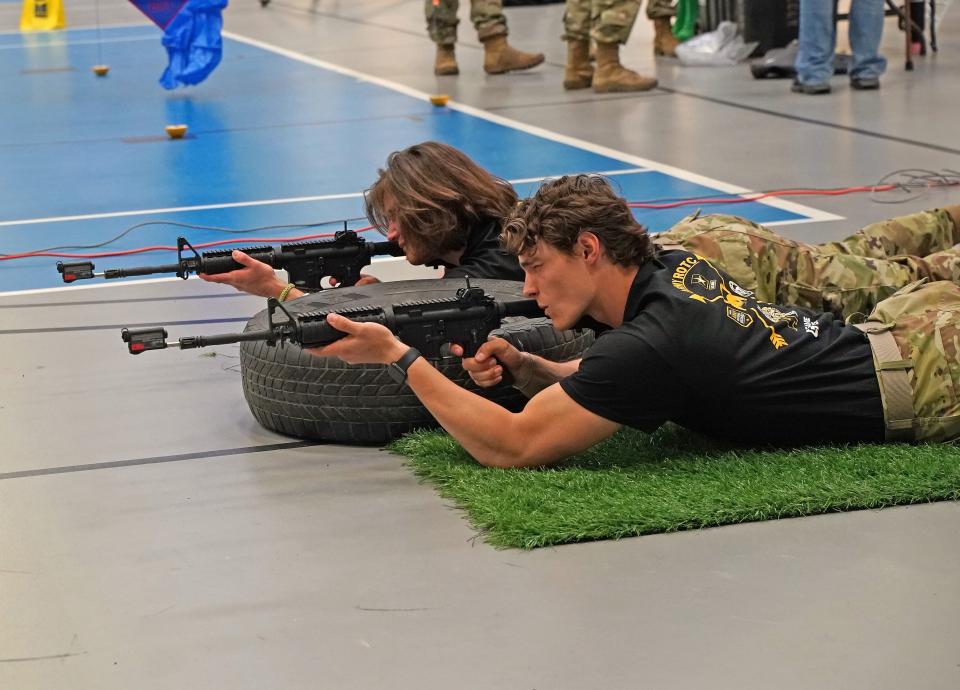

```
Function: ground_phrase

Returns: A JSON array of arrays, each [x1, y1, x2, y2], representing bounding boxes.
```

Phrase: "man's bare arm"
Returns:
[[311, 315, 618, 469], [405, 359, 618, 468], [511, 353, 581, 397]]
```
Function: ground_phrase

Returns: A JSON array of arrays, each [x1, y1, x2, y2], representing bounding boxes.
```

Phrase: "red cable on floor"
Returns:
[[3, 180, 950, 262]]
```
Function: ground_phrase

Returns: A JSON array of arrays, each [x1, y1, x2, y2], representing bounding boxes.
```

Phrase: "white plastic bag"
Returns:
[[676, 21, 759, 66]]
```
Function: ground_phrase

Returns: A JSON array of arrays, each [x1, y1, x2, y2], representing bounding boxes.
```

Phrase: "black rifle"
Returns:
[[121, 282, 544, 359], [57, 228, 403, 291]]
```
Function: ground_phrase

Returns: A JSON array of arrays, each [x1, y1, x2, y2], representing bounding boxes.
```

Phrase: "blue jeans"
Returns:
[[795, 0, 888, 85]]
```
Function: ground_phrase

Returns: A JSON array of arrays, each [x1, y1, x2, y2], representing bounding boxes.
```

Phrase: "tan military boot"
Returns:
[[593, 42, 658, 93], [944, 204, 960, 242], [482, 35, 545, 74], [563, 39, 593, 90], [652, 18, 680, 57], [434, 44, 459, 76]]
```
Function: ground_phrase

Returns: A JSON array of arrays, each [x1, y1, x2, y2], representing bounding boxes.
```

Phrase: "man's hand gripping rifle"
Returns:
[[58, 228, 403, 291], [121, 281, 545, 359]]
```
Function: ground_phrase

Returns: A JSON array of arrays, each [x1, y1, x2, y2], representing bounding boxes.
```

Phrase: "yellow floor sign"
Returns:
[[20, 0, 66, 31]]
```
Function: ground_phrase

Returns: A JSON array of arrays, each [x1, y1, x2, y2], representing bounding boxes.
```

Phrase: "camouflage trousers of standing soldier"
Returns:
[[426, 0, 507, 45], [859, 280, 960, 442], [653, 209, 960, 320], [564, 0, 675, 44]]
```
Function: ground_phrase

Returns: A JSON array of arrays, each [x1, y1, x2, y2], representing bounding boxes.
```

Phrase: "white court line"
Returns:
[[0, 256, 412, 297], [0, 22, 151, 37], [0, 192, 367, 228], [0, 35, 157, 50], [0, 169, 648, 228], [510, 168, 649, 185], [1, 275, 192, 297], [224, 31, 843, 225]]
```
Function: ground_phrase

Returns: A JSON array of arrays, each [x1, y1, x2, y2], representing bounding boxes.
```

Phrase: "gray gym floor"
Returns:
[[2, 2, 959, 688]]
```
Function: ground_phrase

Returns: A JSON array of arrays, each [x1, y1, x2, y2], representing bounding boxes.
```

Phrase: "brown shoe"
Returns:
[[593, 42, 658, 93], [482, 35, 545, 74], [563, 39, 593, 90], [434, 44, 459, 76], [653, 18, 679, 57]]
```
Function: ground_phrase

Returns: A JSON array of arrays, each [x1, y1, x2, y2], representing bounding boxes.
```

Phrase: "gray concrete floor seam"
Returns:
[[0, 440, 324, 480]]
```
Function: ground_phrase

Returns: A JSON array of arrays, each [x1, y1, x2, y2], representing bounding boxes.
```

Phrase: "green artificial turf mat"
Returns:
[[388, 425, 960, 549]]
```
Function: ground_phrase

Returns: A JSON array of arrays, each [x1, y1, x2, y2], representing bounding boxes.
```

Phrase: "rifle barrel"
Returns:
[[369, 241, 405, 257], [502, 299, 544, 319], [104, 263, 184, 279], [178, 329, 277, 349]]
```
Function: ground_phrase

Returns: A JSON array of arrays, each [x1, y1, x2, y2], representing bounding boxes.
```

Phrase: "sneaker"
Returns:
[[791, 79, 831, 94], [850, 76, 880, 90]]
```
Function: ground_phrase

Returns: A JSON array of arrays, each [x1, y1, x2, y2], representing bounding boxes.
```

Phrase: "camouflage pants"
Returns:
[[564, 0, 674, 44], [426, 0, 507, 45], [654, 209, 960, 320], [860, 280, 960, 442]]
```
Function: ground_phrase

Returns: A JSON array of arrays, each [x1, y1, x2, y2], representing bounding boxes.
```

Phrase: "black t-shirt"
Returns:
[[560, 250, 885, 445], [438, 219, 525, 282]]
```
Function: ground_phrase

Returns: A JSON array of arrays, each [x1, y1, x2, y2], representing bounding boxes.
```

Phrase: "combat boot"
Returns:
[[434, 44, 459, 76], [593, 42, 658, 93], [482, 35, 545, 74], [652, 18, 679, 57], [563, 39, 593, 90]]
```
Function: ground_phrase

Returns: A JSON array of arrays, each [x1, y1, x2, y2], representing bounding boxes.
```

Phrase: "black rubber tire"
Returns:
[[239, 279, 595, 444]]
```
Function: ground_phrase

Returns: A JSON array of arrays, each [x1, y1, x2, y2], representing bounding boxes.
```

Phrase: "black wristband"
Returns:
[[387, 347, 422, 384]]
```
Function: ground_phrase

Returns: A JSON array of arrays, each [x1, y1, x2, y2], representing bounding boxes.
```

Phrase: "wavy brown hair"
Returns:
[[502, 175, 653, 267], [365, 142, 518, 256]]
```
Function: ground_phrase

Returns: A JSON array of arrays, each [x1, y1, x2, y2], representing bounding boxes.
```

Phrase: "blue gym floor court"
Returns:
[[1, 2, 958, 688], [1, 25, 826, 293]]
